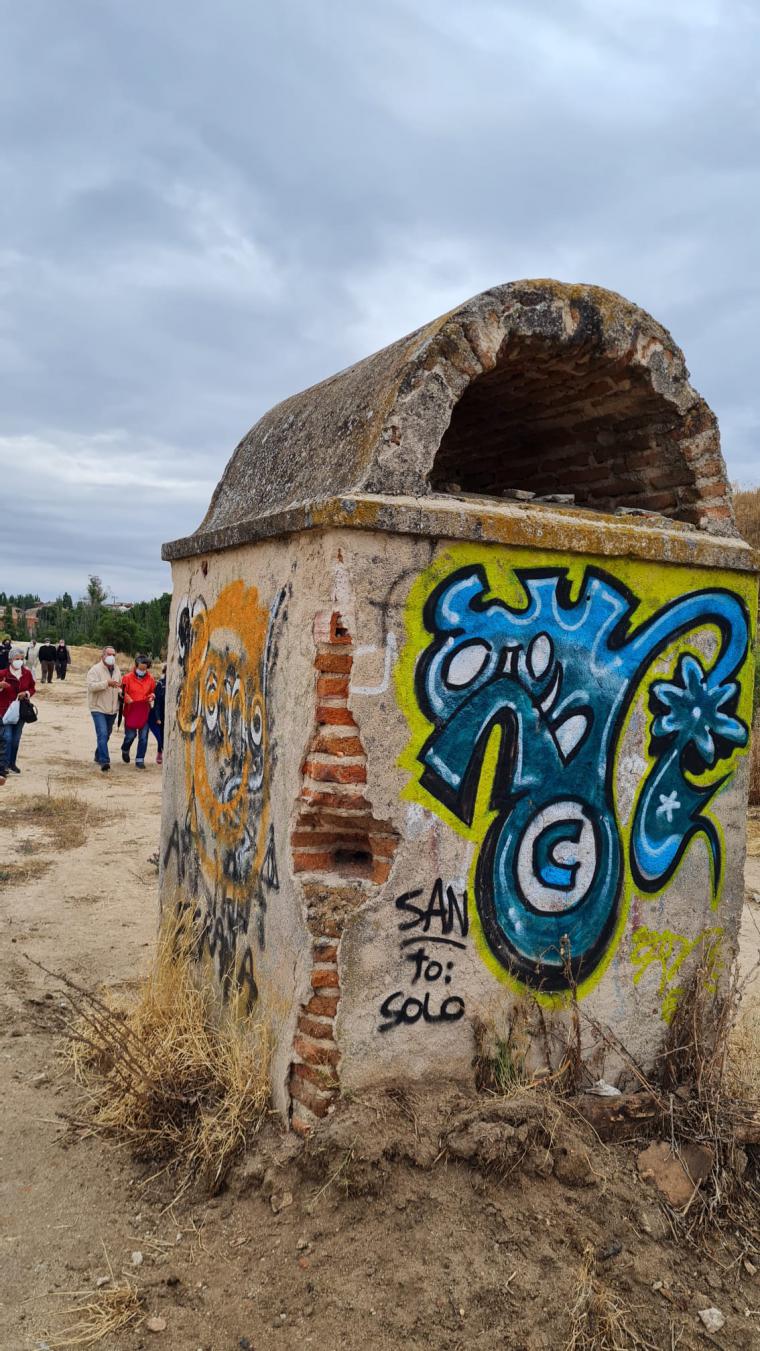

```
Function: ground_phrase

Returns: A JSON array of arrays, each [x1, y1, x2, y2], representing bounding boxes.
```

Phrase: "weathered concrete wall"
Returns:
[[159, 503, 757, 1131]]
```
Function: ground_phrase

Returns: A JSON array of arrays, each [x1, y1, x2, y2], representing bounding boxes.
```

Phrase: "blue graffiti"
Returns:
[[414, 565, 749, 992]]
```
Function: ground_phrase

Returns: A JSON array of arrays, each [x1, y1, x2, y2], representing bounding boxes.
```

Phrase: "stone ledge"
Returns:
[[162, 491, 759, 574]]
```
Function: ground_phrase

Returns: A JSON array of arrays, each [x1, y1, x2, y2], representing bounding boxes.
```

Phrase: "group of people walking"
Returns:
[[86, 648, 166, 772], [24, 637, 71, 683], [0, 639, 165, 785]]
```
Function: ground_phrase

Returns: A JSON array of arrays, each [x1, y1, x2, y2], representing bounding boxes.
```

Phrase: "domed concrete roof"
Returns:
[[163, 279, 735, 560]]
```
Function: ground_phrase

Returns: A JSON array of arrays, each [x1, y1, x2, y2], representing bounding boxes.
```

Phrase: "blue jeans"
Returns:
[[91, 711, 116, 765], [2, 719, 23, 770], [148, 710, 164, 753], [122, 723, 149, 764]]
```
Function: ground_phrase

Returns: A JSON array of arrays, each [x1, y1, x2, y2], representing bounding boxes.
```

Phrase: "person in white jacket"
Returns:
[[86, 647, 122, 772], [25, 639, 40, 678]]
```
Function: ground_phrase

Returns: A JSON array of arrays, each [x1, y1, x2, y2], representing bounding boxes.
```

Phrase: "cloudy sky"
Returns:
[[1, 1, 758, 602]]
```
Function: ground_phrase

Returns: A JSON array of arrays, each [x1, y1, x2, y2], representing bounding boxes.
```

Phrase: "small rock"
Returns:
[[146, 1315, 167, 1333], [552, 1139, 595, 1188], [31, 1072, 49, 1087], [239, 1156, 266, 1190], [698, 1307, 725, 1333], [270, 1191, 293, 1215], [239, 1339, 253, 1350], [296, 1238, 309, 1251], [446, 1119, 516, 1166], [95, 1276, 111, 1288], [637, 1140, 713, 1209], [298, 1257, 310, 1270], [527, 1146, 554, 1178], [596, 1241, 622, 1263], [260, 1166, 278, 1199], [743, 1258, 757, 1276], [501, 488, 535, 501], [638, 1208, 668, 1240], [131, 1251, 144, 1267]]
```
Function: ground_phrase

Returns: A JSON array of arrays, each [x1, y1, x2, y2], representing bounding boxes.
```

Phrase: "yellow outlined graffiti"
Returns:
[[395, 543, 755, 1006]]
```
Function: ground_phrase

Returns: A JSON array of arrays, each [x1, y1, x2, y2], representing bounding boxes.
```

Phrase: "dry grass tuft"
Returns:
[[2, 787, 108, 852], [46, 1269, 142, 1348], [656, 956, 760, 1240], [68, 644, 132, 676], [59, 930, 271, 1195], [734, 484, 760, 552], [0, 857, 50, 886], [728, 997, 760, 1103], [566, 1247, 656, 1350]]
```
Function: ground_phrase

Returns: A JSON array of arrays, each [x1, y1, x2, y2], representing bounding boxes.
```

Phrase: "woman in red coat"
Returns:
[[0, 648, 36, 774], [120, 654, 156, 769]]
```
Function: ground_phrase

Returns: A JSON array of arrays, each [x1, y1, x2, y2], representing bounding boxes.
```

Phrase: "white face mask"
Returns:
[[11, 660, 22, 672], [104, 655, 115, 667]]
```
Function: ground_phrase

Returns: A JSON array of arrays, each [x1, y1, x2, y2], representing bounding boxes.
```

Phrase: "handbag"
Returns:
[[19, 699, 38, 724], [2, 699, 20, 726]]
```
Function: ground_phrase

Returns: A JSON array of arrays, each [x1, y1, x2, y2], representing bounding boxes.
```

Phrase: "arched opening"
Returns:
[[430, 335, 700, 518]]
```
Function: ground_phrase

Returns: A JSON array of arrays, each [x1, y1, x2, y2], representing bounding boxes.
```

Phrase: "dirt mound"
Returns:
[[210, 1085, 758, 1351]]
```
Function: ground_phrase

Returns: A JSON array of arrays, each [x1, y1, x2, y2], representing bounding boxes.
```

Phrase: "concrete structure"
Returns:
[[161, 281, 757, 1133]]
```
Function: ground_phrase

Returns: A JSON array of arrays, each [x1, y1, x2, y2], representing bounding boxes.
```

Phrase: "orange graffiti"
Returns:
[[177, 580, 271, 904]]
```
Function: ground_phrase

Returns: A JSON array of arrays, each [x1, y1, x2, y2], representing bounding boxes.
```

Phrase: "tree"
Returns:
[[61, 591, 73, 610], [129, 593, 171, 658], [87, 575, 107, 607], [94, 611, 150, 657]]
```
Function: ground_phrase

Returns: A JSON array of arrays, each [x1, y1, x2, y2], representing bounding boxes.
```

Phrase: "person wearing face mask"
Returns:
[[0, 648, 36, 774], [25, 637, 40, 679], [86, 646, 122, 772], [38, 638, 57, 683], [120, 655, 156, 769], [55, 639, 71, 681]]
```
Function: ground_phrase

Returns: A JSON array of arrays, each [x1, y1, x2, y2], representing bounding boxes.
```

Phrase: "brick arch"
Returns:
[[420, 288, 732, 528], [430, 335, 700, 517]]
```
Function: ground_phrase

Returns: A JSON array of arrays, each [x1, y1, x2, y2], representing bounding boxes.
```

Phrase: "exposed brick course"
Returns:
[[288, 608, 400, 1135]]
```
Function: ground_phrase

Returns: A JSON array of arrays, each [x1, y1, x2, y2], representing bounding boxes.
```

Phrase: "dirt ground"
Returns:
[[1, 652, 759, 1351]]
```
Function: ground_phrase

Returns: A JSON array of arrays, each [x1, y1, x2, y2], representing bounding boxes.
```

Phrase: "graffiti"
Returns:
[[399, 552, 752, 997], [176, 889, 260, 1011], [379, 879, 467, 1032], [262, 824, 280, 890], [631, 924, 722, 1024], [351, 632, 398, 696], [166, 580, 286, 1008]]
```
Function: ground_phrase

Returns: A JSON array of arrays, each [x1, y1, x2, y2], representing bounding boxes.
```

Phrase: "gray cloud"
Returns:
[[1, 0, 758, 599]]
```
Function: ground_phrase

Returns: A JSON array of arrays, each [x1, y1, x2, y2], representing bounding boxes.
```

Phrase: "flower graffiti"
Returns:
[[400, 556, 751, 996]]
